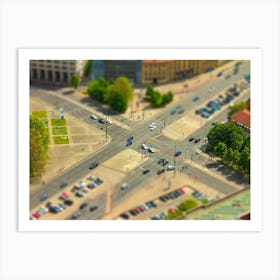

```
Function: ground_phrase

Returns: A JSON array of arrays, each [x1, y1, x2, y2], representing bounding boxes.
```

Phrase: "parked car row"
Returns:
[[119, 188, 186, 220], [192, 191, 214, 203]]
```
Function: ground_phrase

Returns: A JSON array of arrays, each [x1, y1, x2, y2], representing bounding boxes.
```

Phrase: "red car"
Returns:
[[134, 208, 142, 213], [32, 213, 41, 219], [179, 188, 185, 194], [62, 192, 69, 198]]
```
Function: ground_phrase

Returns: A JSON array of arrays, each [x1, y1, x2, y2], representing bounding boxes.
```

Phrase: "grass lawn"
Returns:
[[54, 136, 69, 144], [52, 127, 68, 135], [51, 118, 66, 126], [32, 110, 47, 118]]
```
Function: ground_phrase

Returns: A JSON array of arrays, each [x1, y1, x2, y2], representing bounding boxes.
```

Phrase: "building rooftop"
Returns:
[[231, 109, 250, 128]]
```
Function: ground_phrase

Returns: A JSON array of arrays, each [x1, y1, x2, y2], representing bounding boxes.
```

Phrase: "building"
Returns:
[[230, 109, 250, 131], [91, 60, 142, 85], [141, 60, 222, 84], [30, 60, 87, 85]]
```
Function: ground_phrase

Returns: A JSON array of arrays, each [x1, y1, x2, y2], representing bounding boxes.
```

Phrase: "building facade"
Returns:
[[91, 60, 142, 85], [30, 60, 87, 85]]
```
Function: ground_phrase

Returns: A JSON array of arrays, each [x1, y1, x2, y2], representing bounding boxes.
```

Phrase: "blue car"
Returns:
[[175, 151, 182, 157], [217, 72, 223, 77], [193, 96, 199, 102], [126, 141, 132, 146]]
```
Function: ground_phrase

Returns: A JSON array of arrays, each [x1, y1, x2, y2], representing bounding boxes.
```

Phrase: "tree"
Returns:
[[238, 147, 250, 172], [162, 91, 173, 105], [30, 116, 49, 178], [214, 142, 227, 158], [225, 147, 240, 162], [111, 77, 133, 101], [228, 102, 248, 117], [178, 198, 199, 212], [70, 73, 80, 89], [83, 60, 92, 77], [87, 77, 108, 102], [105, 90, 128, 113]]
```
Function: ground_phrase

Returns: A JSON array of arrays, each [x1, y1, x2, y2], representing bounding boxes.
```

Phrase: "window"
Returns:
[[55, 71, 60, 82], [48, 71, 53, 81], [40, 70, 45, 80], [63, 72, 68, 82], [32, 69, 38, 79]]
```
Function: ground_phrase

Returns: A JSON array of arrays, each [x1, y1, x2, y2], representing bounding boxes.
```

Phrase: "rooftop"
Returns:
[[231, 109, 250, 128]]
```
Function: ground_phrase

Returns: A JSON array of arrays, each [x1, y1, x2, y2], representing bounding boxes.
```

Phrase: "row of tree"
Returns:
[[30, 115, 49, 178], [145, 85, 173, 107], [87, 77, 133, 113], [207, 122, 250, 174]]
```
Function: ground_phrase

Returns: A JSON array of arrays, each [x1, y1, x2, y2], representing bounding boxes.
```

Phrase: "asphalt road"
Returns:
[[30, 61, 251, 219]]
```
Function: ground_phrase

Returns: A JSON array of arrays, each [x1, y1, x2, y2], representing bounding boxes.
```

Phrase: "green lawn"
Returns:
[[32, 110, 47, 118], [54, 136, 69, 144], [51, 118, 66, 126], [52, 127, 68, 135]]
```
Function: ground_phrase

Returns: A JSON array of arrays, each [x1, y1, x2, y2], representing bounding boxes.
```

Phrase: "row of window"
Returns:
[[31, 69, 74, 83]]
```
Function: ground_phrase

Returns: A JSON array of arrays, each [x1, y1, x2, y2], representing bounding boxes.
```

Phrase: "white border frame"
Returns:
[[19, 48, 262, 232]]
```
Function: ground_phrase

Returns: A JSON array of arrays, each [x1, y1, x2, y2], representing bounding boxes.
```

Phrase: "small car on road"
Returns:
[[91, 114, 98, 120], [175, 151, 182, 157], [143, 168, 150, 174], [89, 162, 99, 169]]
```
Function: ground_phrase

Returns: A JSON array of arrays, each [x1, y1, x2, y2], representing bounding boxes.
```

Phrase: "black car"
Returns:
[[129, 209, 138, 216], [157, 169, 165, 174], [98, 118, 106, 124], [143, 169, 150, 174], [90, 205, 98, 212], [94, 178, 103, 185], [159, 196, 168, 202], [127, 136, 134, 142], [194, 138, 201, 143], [79, 202, 88, 210], [75, 192, 83, 198], [89, 162, 99, 169], [64, 199, 74, 206], [46, 202, 53, 208], [120, 213, 129, 219], [189, 137, 195, 142]]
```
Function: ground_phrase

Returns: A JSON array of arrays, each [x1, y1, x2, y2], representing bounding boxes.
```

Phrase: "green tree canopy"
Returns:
[[83, 60, 92, 77], [87, 77, 108, 102], [238, 147, 250, 172], [228, 102, 248, 117], [30, 115, 49, 178], [214, 142, 228, 158], [104, 89, 128, 113], [178, 198, 199, 212], [70, 73, 80, 89], [145, 85, 173, 107], [111, 77, 133, 101]]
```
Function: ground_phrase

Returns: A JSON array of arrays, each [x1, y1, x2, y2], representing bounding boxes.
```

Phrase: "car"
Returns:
[[169, 192, 177, 199], [87, 175, 95, 181], [58, 203, 67, 210], [134, 208, 142, 213], [159, 212, 167, 219], [90, 114, 98, 120], [177, 109, 185, 114], [151, 216, 160, 220], [217, 72, 223, 77], [80, 202, 88, 210], [189, 137, 195, 142], [36, 207, 48, 215], [194, 138, 201, 143], [170, 109, 177, 115], [148, 147, 155, 153], [192, 191, 202, 198], [126, 141, 132, 146], [60, 181, 68, 188], [32, 213, 41, 219], [40, 194, 48, 201], [149, 201, 157, 208], [94, 178, 103, 185], [49, 205, 61, 213], [81, 186, 88, 193], [46, 202, 53, 208], [89, 162, 99, 169], [166, 165, 175, 171], [157, 158, 165, 164], [61, 192, 69, 198], [90, 205, 98, 212], [88, 182, 97, 189], [225, 74, 231, 80], [121, 183, 128, 190], [162, 159, 169, 166], [143, 168, 150, 174], [157, 169, 165, 174], [149, 122, 156, 127], [141, 143, 148, 150], [159, 196, 168, 202], [72, 212, 81, 219], [98, 118, 106, 124], [149, 126, 156, 131], [64, 199, 74, 206], [192, 96, 199, 102], [178, 188, 185, 194], [127, 136, 134, 142], [174, 190, 182, 196], [30, 216, 36, 220], [175, 151, 182, 157], [139, 205, 146, 212], [129, 209, 138, 216], [120, 213, 129, 219], [212, 121, 218, 125], [75, 192, 83, 198]]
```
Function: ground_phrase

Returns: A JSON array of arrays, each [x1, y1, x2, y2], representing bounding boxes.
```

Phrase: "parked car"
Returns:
[[189, 137, 195, 142], [87, 175, 95, 181], [75, 192, 83, 198], [40, 194, 48, 201], [143, 168, 150, 174], [126, 141, 132, 146], [177, 109, 185, 114], [129, 209, 138, 216], [127, 136, 134, 142], [72, 212, 81, 219], [94, 178, 103, 185], [98, 118, 106, 124], [88, 182, 97, 189], [159, 196, 168, 202], [32, 213, 41, 219], [90, 205, 98, 212], [157, 169, 165, 174], [91, 114, 98, 120], [148, 147, 155, 153], [64, 199, 74, 206], [166, 165, 175, 171], [192, 96, 199, 102], [89, 162, 99, 169], [60, 181, 68, 188], [194, 138, 201, 143], [120, 213, 129, 219], [141, 143, 148, 150], [175, 151, 182, 157], [170, 109, 177, 115], [80, 202, 88, 210], [121, 183, 128, 190]]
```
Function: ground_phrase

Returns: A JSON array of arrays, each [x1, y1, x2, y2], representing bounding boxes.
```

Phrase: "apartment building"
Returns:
[[30, 60, 87, 85]]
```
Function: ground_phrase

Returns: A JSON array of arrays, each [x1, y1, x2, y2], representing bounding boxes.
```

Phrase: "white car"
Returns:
[[87, 175, 95, 181], [141, 144, 148, 150], [121, 183, 128, 190], [166, 165, 175, 171], [78, 180, 86, 187], [148, 147, 155, 153], [149, 126, 156, 131], [91, 114, 98, 120]]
